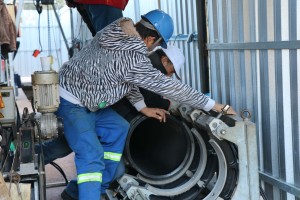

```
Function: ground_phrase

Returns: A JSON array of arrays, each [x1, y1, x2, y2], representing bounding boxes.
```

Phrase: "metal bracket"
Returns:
[[117, 174, 154, 200], [216, 120, 259, 200], [169, 33, 198, 43], [192, 109, 260, 199]]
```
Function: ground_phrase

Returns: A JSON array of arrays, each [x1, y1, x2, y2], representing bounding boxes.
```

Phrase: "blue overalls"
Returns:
[[56, 97, 129, 199]]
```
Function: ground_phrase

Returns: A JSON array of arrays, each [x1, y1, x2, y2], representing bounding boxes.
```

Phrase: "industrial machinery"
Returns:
[[31, 70, 63, 140], [106, 106, 259, 200], [0, 68, 62, 200], [0, 70, 260, 199]]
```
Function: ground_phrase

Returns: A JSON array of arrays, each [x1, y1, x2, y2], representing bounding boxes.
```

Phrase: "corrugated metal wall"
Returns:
[[206, 0, 300, 199], [158, 0, 202, 91], [14, 9, 65, 78]]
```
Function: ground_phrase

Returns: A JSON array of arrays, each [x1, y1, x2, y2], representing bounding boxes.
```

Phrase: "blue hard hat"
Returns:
[[142, 9, 174, 48]]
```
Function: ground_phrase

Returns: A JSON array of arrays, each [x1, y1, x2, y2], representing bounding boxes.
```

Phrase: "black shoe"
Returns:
[[61, 189, 77, 200]]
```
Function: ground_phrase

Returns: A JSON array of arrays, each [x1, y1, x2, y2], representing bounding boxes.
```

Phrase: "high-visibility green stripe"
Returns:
[[104, 152, 122, 162], [77, 172, 102, 184]]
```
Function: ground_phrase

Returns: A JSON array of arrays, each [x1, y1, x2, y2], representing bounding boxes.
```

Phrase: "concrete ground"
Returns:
[[45, 153, 76, 200]]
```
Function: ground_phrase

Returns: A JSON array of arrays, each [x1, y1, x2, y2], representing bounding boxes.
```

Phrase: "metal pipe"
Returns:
[[52, 4, 70, 54], [0, 45, 2, 83], [46, 181, 67, 188], [196, 0, 209, 93]]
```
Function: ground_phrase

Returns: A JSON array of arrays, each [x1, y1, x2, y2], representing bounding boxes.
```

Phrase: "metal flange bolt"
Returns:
[[220, 129, 227, 135]]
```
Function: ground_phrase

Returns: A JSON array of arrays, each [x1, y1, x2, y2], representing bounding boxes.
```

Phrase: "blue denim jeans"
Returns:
[[84, 4, 123, 32], [53, 97, 129, 199]]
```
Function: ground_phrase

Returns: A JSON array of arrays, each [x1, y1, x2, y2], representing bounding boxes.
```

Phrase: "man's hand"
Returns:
[[140, 107, 168, 122]]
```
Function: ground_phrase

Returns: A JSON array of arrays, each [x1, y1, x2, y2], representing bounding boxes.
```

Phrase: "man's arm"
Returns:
[[126, 85, 167, 122], [125, 61, 236, 115]]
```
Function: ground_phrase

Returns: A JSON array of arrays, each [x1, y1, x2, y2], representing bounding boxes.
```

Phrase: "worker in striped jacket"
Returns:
[[112, 45, 186, 122], [56, 9, 236, 200]]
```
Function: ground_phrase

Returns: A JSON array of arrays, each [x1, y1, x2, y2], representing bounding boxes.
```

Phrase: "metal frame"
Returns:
[[260, 172, 300, 197], [206, 0, 300, 198], [52, 4, 70, 56], [169, 33, 198, 41], [212, 117, 259, 200], [196, 0, 209, 93], [207, 40, 300, 50]]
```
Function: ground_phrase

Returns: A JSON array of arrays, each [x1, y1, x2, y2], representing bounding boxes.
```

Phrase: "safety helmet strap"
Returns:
[[148, 37, 162, 51]]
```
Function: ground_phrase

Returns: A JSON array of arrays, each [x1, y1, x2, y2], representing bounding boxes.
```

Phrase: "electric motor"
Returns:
[[31, 71, 62, 139], [31, 71, 59, 113]]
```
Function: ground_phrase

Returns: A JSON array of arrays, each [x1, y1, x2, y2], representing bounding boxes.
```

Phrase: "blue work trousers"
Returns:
[[56, 97, 129, 199], [65, 159, 125, 199], [36, 136, 126, 199], [36, 135, 72, 165]]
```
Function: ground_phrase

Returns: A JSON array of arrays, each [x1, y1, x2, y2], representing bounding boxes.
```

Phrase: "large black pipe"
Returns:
[[124, 113, 239, 199], [125, 115, 193, 180]]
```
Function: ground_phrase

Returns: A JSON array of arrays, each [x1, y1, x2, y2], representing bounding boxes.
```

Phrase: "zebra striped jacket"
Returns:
[[58, 17, 215, 112]]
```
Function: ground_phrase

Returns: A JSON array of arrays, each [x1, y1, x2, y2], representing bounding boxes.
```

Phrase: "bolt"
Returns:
[[123, 178, 127, 183], [212, 122, 217, 128], [220, 129, 226, 135]]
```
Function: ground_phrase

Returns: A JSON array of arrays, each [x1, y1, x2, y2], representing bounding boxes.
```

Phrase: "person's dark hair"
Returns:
[[135, 19, 160, 41], [155, 49, 167, 58]]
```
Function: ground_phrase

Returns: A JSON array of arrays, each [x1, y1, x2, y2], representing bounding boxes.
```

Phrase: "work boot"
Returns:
[[61, 189, 77, 200]]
